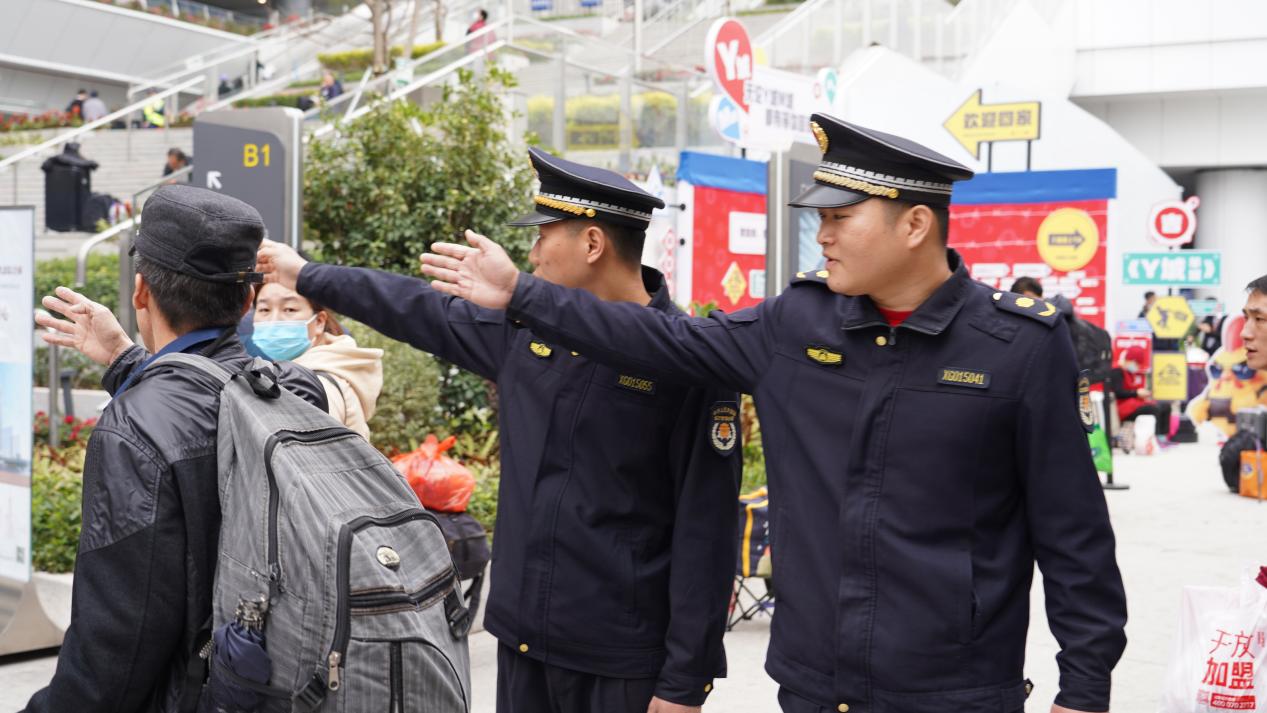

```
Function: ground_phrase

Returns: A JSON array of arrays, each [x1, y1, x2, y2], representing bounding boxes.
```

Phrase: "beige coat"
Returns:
[[295, 334, 384, 440]]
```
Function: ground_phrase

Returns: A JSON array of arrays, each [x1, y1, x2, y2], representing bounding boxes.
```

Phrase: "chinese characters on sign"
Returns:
[[943, 89, 1042, 161], [1123, 251, 1221, 287]]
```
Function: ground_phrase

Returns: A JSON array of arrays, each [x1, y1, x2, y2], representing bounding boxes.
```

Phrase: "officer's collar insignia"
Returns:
[[709, 402, 739, 456], [1078, 371, 1095, 433], [810, 121, 829, 153], [805, 345, 843, 366], [529, 341, 553, 358], [616, 374, 656, 395], [938, 367, 991, 389]]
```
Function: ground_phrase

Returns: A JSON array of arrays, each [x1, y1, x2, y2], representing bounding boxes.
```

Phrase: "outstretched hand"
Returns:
[[256, 238, 308, 291], [36, 286, 134, 366], [419, 229, 520, 310]]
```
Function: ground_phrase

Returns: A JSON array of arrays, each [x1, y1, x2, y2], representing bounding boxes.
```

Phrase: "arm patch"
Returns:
[[991, 291, 1061, 328]]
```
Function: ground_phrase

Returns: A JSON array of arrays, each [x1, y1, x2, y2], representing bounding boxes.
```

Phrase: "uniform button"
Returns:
[[704, 684, 712, 693], [518, 644, 529, 653], [875, 335, 887, 347], [837, 705, 849, 713]]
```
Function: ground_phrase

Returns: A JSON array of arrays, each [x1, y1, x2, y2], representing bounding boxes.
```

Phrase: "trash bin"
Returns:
[[41, 143, 99, 232]]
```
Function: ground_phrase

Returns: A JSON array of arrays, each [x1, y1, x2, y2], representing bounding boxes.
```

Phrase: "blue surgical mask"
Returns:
[[251, 315, 316, 361]]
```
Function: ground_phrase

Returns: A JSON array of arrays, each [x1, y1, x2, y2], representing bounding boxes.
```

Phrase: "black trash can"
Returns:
[[41, 143, 99, 232]]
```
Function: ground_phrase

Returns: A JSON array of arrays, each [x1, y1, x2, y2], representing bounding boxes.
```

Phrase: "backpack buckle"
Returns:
[[292, 673, 328, 713], [444, 587, 472, 638]]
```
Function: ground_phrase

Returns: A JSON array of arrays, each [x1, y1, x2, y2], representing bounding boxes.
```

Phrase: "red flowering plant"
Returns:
[[33, 411, 98, 465]]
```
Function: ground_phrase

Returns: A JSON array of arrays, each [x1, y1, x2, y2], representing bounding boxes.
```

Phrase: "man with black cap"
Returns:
[[24, 185, 327, 713], [256, 148, 740, 713], [421, 116, 1129, 713]]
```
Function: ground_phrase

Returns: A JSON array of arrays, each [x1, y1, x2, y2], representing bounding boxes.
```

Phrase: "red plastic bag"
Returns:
[[391, 434, 476, 512]]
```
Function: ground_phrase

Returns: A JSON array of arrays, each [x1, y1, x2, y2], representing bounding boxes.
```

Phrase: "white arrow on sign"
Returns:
[[206, 170, 222, 190]]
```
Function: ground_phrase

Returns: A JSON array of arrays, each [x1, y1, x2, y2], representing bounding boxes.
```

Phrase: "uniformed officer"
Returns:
[[420, 115, 1129, 713], [257, 148, 741, 713]]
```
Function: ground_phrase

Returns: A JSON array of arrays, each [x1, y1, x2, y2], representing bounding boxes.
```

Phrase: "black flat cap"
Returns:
[[508, 148, 666, 230], [789, 114, 974, 209], [133, 185, 265, 284]]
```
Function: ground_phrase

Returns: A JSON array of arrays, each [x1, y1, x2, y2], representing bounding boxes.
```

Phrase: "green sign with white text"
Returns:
[[1123, 250, 1220, 287]]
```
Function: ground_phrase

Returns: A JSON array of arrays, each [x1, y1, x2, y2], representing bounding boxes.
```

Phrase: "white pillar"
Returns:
[[1195, 168, 1267, 313]]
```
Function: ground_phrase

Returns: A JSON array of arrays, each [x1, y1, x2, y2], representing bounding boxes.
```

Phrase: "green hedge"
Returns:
[[317, 42, 447, 74], [527, 91, 711, 151], [232, 94, 307, 109], [35, 254, 119, 315], [32, 436, 90, 574]]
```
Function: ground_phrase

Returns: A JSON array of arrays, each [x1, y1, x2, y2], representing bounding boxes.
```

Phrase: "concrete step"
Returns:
[[1, 128, 193, 238]]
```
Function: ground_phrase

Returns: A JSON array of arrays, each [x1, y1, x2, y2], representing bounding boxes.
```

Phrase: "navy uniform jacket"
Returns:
[[495, 250, 1127, 713], [298, 263, 741, 705]]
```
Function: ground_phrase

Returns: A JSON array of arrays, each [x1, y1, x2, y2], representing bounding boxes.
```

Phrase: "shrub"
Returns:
[[35, 253, 120, 315], [317, 42, 447, 74], [232, 94, 307, 109], [31, 450, 83, 574], [342, 321, 444, 456]]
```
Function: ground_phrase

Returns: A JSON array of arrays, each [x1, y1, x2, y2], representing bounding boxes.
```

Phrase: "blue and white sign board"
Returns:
[[1123, 250, 1221, 287], [0, 207, 34, 586]]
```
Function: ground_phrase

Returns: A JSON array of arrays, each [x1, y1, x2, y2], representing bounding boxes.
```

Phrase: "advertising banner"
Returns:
[[949, 169, 1117, 327], [676, 152, 767, 310], [0, 207, 34, 584]]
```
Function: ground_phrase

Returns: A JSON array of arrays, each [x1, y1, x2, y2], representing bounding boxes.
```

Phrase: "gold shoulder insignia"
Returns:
[[790, 270, 829, 288], [991, 291, 1060, 328]]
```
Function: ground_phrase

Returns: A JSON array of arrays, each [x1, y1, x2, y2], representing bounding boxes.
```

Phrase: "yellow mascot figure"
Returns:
[[1188, 315, 1267, 437]]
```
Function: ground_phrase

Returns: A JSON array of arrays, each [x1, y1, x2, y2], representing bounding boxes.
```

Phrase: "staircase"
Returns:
[[0, 128, 193, 258]]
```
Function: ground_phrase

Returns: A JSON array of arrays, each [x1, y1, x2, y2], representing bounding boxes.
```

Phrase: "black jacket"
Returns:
[[22, 334, 326, 713], [298, 263, 741, 706], [497, 250, 1128, 713]]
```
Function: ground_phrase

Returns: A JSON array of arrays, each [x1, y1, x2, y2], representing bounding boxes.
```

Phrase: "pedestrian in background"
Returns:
[[81, 91, 108, 123], [65, 89, 87, 117]]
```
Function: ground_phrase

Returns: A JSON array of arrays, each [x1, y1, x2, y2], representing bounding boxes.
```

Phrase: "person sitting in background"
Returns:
[[252, 281, 383, 440], [1111, 345, 1169, 440], [319, 71, 343, 102], [163, 148, 189, 179], [81, 91, 108, 123]]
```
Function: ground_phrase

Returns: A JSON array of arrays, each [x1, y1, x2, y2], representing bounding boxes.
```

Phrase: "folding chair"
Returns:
[[727, 487, 775, 630]]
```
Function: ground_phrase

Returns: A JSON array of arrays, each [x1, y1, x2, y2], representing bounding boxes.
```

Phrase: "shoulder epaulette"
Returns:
[[991, 291, 1060, 328], [789, 269, 831, 288]]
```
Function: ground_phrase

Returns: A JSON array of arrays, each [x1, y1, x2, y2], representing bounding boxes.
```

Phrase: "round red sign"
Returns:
[[704, 19, 752, 113]]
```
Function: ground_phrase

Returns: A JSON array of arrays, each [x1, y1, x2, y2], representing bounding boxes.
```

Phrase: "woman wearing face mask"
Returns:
[[252, 282, 384, 440]]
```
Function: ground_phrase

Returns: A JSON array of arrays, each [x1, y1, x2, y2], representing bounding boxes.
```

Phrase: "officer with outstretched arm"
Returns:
[[421, 115, 1128, 713]]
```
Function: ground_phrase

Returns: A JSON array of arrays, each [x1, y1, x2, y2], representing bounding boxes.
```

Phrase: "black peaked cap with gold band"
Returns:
[[789, 113, 975, 210], [508, 147, 666, 230]]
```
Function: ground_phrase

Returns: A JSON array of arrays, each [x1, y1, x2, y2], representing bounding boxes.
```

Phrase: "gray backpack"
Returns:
[[156, 354, 472, 713]]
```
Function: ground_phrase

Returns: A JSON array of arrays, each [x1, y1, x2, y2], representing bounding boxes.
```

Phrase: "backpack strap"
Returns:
[[149, 352, 236, 386]]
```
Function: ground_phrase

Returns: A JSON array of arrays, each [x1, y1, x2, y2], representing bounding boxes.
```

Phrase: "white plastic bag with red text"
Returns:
[[1160, 572, 1267, 712]]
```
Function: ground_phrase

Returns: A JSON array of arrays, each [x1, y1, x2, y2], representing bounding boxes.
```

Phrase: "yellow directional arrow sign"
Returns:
[[943, 89, 1041, 159]]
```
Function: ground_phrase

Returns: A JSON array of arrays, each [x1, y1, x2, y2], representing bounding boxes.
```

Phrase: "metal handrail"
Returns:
[[74, 219, 136, 288], [752, 0, 833, 47], [311, 38, 511, 140], [73, 164, 195, 286], [0, 75, 204, 173], [304, 20, 505, 121]]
